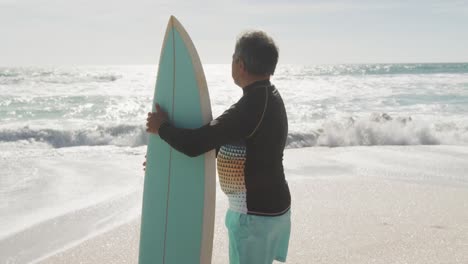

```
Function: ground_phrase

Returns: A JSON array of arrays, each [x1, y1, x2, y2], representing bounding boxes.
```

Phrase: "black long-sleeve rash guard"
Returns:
[[159, 79, 291, 216]]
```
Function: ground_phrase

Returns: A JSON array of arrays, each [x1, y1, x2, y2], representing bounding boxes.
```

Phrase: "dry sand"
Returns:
[[38, 146, 468, 263]]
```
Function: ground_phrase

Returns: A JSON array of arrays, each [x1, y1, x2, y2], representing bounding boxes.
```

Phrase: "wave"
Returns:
[[277, 63, 468, 77], [0, 125, 148, 148], [0, 68, 122, 85], [288, 114, 468, 147], [1, 115, 467, 149], [2, 63, 468, 86]]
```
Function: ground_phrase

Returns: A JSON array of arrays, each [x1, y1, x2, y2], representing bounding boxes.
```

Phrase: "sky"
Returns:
[[1, 0, 468, 65]]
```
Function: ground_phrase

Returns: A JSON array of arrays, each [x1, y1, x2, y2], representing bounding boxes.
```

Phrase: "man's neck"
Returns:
[[240, 75, 270, 89]]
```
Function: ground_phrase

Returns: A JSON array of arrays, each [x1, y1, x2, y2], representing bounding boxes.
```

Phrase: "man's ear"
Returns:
[[239, 59, 246, 73]]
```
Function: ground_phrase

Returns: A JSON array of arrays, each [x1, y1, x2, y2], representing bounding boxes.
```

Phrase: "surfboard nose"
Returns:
[[168, 15, 180, 27]]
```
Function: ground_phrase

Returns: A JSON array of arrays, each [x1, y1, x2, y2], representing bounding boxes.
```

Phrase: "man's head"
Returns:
[[231, 30, 279, 87]]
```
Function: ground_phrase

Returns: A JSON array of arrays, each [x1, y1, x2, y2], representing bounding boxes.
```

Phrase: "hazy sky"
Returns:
[[1, 0, 467, 65]]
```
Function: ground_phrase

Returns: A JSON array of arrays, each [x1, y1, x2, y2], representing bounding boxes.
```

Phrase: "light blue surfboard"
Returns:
[[139, 16, 216, 264]]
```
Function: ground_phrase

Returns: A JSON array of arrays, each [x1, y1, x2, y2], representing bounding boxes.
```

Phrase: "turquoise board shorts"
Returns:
[[225, 209, 291, 264]]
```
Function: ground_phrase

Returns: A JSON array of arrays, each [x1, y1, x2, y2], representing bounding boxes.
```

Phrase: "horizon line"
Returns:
[[1, 61, 468, 68]]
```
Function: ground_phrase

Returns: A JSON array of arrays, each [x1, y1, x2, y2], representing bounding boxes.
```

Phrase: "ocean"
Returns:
[[1, 63, 468, 263], [1, 63, 468, 149]]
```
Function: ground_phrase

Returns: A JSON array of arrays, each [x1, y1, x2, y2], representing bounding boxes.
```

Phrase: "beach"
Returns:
[[2, 0, 468, 260], [1, 64, 468, 263], [2, 145, 465, 264]]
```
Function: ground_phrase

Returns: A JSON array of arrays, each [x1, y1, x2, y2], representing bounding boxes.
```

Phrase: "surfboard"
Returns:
[[138, 16, 216, 264]]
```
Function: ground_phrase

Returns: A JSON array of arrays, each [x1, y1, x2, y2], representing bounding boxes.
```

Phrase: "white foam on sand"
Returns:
[[4, 146, 468, 264]]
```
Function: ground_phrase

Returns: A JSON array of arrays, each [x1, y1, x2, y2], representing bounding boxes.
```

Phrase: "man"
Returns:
[[146, 30, 291, 264]]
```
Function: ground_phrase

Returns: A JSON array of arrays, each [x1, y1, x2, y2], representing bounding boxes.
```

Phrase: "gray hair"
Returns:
[[233, 30, 279, 76]]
